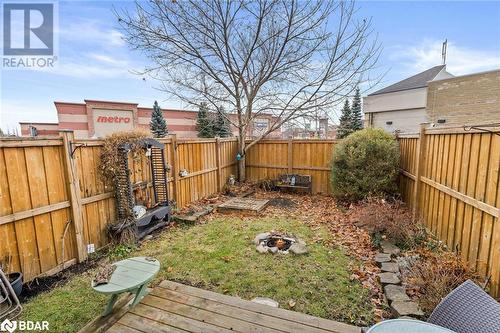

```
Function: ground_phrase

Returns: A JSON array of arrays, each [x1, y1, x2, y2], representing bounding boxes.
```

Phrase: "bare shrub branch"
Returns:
[[116, 0, 380, 180]]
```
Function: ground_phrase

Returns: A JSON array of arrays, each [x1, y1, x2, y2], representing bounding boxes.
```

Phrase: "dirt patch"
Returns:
[[20, 252, 106, 302], [268, 197, 296, 208]]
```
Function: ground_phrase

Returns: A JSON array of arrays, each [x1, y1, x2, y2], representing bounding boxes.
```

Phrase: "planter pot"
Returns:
[[8, 272, 23, 297]]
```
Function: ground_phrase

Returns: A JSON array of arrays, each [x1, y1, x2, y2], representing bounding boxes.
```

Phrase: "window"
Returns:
[[253, 118, 269, 135]]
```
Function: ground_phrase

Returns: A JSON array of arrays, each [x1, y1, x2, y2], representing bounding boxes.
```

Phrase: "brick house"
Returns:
[[426, 69, 500, 126], [364, 66, 500, 133], [363, 65, 454, 133]]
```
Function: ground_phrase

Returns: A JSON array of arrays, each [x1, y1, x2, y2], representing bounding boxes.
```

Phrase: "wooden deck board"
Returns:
[[217, 197, 269, 213], [103, 280, 361, 333]]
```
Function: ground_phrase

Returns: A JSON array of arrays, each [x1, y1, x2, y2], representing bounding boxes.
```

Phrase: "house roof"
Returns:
[[368, 65, 447, 96]]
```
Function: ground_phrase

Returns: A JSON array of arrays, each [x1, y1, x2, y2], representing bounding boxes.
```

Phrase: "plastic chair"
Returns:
[[427, 280, 500, 333]]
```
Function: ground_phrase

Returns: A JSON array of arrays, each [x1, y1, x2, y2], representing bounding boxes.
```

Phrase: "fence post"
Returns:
[[413, 123, 428, 219], [60, 130, 87, 262], [287, 139, 293, 173], [215, 138, 222, 191], [170, 134, 180, 207]]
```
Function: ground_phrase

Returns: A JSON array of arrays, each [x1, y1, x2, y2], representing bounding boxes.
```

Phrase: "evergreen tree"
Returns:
[[350, 87, 363, 131], [213, 106, 232, 138], [196, 102, 214, 138], [150, 101, 168, 137], [337, 99, 353, 139]]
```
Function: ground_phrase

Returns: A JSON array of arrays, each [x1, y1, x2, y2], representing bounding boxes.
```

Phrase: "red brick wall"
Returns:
[[22, 100, 283, 139]]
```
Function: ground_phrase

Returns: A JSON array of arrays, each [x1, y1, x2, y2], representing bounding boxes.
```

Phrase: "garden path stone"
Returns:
[[384, 285, 410, 302], [289, 243, 308, 254], [173, 206, 213, 223], [374, 253, 391, 264], [381, 241, 400, 256], [379, 272, 400, 285], [381, 262, 399, 273], [391, 301, 424, 317], [251, 297, 279, 308]]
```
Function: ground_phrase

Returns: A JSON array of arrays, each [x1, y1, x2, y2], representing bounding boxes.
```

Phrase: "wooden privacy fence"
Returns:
[[398, 125, 500, 298], [244, 134, 500, 298], [0, 132, 237, 282], [245, 139, 337, 194], [2, 129, 498, 297]]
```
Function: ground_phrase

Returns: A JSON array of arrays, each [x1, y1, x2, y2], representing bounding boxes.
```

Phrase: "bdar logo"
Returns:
[[0, 319, 17, 333]]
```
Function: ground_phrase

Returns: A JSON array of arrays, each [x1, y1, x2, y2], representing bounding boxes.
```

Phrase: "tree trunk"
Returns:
[[238, 132, 246, 182], [238, 156, 246, 182]]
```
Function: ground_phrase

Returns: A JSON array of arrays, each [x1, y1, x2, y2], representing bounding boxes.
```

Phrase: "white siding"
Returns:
[[372, 108, 426, 134], [363, 87, 427, 113]]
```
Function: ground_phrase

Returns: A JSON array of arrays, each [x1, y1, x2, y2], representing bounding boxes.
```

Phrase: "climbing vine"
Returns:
[[99, 130, 149, 243]]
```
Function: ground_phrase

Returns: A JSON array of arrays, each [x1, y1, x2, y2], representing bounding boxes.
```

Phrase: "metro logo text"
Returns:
[[96, 116, 131, 123]]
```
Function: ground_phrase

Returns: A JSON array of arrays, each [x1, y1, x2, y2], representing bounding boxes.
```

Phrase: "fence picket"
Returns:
[[0, 129, 498, 297]]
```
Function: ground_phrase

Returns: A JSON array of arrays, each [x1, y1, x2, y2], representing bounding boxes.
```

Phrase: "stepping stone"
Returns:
[[381, 241, 401, 256], [391, 301, 424, 317], [379, 272, 401, 285], [381, 262, 399, 273], [251, 297, 279, 308], [374, 253, 392, 264], [173, 206, 213, 223], [384, 285, 410, 302]]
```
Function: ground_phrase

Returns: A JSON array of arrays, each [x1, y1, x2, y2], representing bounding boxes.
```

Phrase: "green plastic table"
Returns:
[[366, 319, 457, 333], [92, 256, 160, 316]]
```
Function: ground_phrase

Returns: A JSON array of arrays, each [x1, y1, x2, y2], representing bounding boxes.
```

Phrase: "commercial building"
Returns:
[[20, 99, 282, 139]]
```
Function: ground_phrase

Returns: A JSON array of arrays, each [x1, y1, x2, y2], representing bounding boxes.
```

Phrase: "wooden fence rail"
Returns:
[[245, 134, 499, 298], [1, 129, 499, 298], [398, 125, 500, 298], [0, 133, 237, 281], [245, 139, 337, 194]]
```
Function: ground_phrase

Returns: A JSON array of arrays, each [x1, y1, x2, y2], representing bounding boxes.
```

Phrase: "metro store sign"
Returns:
[[96, 116, 131, 123]]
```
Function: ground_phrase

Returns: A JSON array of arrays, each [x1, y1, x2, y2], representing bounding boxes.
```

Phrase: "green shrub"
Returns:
[[331, 128, 400, 201]]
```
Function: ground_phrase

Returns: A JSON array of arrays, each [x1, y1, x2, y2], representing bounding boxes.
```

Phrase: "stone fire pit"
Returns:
[[253, 232, 308, 254]]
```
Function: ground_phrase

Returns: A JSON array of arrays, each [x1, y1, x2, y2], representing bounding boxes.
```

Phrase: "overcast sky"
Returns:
[[1, 0, 500, 132]]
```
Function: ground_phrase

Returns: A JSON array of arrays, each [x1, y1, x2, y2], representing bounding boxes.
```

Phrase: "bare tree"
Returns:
[[117, 0, 380, 181]]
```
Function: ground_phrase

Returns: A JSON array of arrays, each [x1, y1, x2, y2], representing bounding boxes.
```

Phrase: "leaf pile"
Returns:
[[402, 247, 482, 316]]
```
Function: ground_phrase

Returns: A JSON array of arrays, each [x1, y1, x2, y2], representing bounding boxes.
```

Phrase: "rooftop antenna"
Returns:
[[442, 39, 447, 65]]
